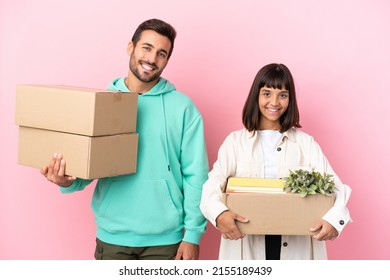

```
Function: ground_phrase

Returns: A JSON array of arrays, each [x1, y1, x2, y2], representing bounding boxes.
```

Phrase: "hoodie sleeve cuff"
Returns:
[[182, 230, 204, 245], [60, 182, 78, 193], [59, 178, 92, 193]]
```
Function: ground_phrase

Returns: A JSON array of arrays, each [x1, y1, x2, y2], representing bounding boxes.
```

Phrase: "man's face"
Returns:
[[128, 30, 172, 83]]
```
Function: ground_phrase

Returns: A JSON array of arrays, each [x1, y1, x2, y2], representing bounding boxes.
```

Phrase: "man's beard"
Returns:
[[129, 58, 163, 83]]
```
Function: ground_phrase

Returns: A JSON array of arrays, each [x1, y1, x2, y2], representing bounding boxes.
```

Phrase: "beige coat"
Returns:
[[200, 128, 352, 260]]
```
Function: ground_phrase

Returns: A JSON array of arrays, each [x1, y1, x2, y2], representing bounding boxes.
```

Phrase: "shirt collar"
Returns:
[[283, 129, 296, 142], [244, 128, 297, 142]]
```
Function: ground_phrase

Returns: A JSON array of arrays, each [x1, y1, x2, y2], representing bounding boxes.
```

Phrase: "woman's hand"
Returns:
[[216, 210, 249, 240]]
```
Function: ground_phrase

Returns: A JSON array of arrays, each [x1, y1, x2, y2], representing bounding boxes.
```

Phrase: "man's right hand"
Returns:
[[40, 153, 76, 187], [216, 210, 249, 240]]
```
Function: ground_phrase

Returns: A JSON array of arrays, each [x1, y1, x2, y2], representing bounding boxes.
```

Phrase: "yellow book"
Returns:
[[226, 186, 285, 193], [226, 177, 285, 193]]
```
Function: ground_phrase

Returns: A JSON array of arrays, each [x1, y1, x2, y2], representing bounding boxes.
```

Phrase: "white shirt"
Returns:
[[258, 130, 282, 179]]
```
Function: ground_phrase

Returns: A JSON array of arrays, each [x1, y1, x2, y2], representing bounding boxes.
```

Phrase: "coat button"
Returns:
[[339, 220, 345, 225], [277, 147, 282, 152], [283, 242, 288, 247]]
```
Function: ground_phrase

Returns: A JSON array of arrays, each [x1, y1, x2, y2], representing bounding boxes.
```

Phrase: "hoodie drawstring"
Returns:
[[160, 94, 171, 171]]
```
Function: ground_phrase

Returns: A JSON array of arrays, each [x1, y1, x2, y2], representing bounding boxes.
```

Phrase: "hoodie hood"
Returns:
[[108, 77, 176, 95]]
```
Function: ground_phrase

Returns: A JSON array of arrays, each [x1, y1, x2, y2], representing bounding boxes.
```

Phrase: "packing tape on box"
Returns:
[[113, 91, 123, 102]]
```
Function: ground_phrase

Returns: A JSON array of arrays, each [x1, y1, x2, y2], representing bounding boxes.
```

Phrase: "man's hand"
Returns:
[[310, 219, 339, 241], [175, 241, 199, 260], [216, 210, 249, 240], [40, 153, 76, 187]]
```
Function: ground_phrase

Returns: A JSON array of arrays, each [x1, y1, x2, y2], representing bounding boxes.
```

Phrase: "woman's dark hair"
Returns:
[[242, 63, 301, 133], [131, 18, 177, 59]]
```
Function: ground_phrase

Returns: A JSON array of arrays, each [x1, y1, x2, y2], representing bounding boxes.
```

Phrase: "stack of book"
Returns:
[[226, 177, 286, 193]]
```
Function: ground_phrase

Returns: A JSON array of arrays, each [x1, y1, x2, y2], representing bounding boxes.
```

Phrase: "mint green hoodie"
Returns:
[[61, 77, 209, 247]]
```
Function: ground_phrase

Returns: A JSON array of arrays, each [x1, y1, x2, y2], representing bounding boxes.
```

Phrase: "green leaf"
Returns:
[[283, 168, 336, 197]]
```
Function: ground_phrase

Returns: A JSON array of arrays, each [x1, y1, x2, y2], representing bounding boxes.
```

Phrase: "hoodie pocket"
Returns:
[[96, 178, 182, 235]]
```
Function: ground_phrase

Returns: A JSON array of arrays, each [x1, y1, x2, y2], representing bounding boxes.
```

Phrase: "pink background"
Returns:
[[1, 0, 389, 260]]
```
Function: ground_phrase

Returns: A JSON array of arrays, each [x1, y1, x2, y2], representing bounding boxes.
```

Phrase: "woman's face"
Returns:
[[258, 85, 289, 130]]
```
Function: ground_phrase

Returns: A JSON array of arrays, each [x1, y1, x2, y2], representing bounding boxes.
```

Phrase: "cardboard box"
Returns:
[[15, 84, 138, 136], [222, 191, 335, 235], [18, 126, 138, 179]]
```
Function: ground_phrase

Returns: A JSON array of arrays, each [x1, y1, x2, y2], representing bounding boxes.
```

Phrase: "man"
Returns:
[[41, 18, 209, 260]]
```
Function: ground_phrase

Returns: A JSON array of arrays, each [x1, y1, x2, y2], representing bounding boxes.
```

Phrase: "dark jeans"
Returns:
[[94, 238, 180, 260]]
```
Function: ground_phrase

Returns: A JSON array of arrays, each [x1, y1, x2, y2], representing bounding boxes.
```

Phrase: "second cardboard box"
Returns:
[[18, 126, 138, 180]]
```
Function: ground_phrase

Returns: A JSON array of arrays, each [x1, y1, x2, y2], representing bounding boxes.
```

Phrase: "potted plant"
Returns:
[[284, 169, 336, 197]]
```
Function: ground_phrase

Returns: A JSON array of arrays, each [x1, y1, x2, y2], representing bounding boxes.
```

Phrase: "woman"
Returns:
[[200, 63, 352, 260]]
